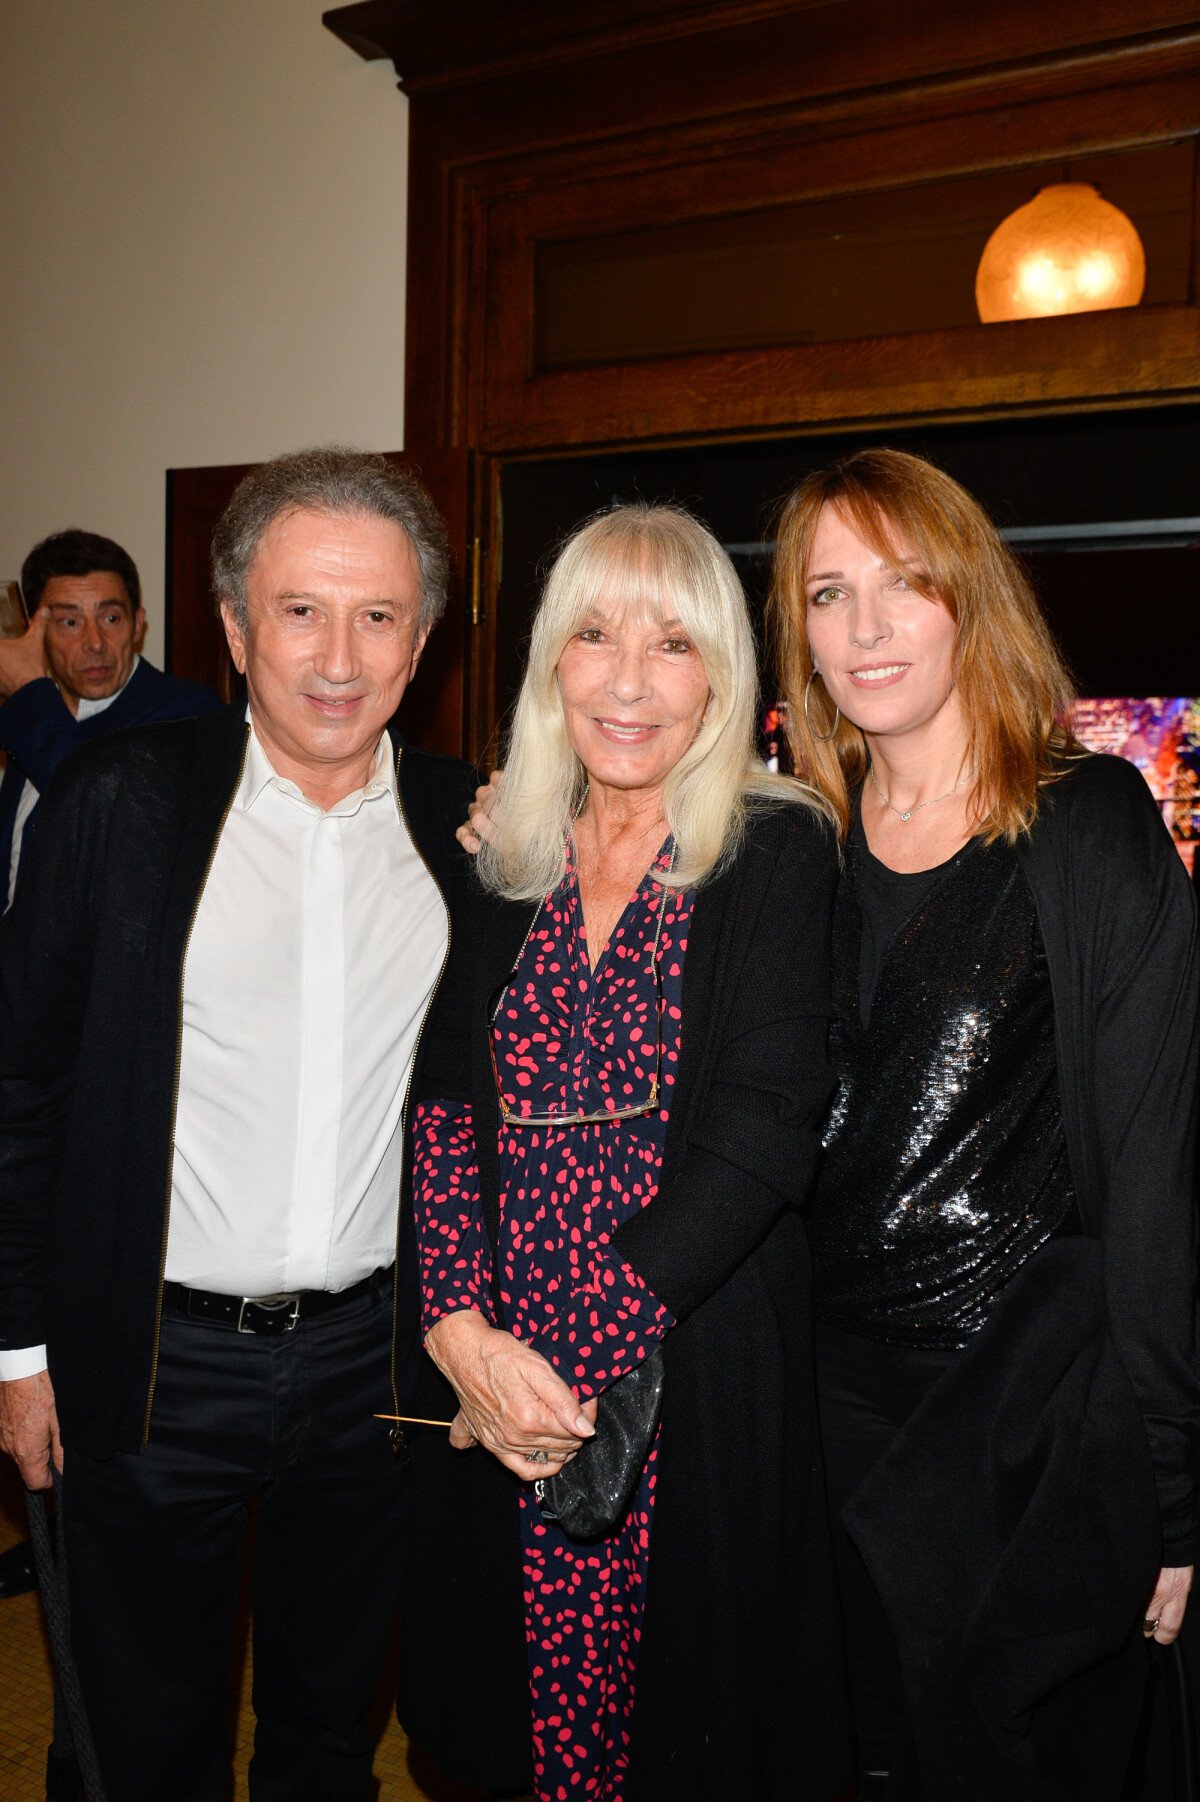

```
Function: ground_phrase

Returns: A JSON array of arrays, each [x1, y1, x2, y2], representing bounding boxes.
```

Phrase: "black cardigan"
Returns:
[[398, 800, 852, 1802], [844, 753, 1200, 1800], [1016, 751, 1199, 1553], [0, 702, 477, 1455]]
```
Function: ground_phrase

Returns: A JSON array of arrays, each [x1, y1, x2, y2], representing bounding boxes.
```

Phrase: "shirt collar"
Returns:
[[75, 655, 140, 723], [237, 717, 398, 818]]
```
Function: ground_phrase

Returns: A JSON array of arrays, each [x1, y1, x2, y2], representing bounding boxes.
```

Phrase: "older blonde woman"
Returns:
[[397, 503, 850, 1802]]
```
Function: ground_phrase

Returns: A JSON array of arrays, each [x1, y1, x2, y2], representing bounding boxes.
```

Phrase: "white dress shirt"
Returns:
[[167, 724, 447, 1293], [0, 721, 447, 1381], [7, 657, 140, 907]]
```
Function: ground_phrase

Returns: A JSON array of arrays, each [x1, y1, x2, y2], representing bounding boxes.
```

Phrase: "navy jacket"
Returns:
[[0, 661, 221, 899]]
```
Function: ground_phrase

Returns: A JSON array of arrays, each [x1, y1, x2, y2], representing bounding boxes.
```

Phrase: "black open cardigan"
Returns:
[[397, 800, 852, 1802], [845, 753, 1200, 1801], [0, 702, 477, 1454]]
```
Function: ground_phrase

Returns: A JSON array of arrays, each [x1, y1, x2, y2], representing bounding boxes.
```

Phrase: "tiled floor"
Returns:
[[0, 1464, 488, 1801]]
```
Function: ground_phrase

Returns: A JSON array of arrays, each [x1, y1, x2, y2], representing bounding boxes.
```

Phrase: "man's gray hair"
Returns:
[[211, 446, 450, 633]]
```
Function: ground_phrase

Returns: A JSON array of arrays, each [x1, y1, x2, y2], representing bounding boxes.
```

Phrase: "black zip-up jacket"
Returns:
[[0, 702, 476, 1457]]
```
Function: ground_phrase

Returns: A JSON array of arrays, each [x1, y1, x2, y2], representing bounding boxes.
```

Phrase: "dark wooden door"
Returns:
[[165, 461, 252, 701]]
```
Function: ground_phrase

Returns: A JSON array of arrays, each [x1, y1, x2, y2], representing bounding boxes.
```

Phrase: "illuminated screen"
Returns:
[[760, 696, 1200, 872], [1069, 698, 1200, 874]]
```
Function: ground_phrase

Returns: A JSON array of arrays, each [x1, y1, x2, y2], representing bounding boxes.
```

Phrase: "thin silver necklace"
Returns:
[[868, 762, 972, 824]]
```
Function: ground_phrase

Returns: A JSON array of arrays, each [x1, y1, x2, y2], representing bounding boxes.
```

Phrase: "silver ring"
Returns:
[[1143, 1615, 1161, 1633], [527, 1449, 549, 1465]]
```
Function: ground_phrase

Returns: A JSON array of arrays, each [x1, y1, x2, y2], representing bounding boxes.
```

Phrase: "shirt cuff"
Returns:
[[0, 1345, 49, 1381]]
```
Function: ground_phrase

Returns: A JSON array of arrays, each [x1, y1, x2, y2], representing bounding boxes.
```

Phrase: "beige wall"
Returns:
[[0, 1, 408, 654]]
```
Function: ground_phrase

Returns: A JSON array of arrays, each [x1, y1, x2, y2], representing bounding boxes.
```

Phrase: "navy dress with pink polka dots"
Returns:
[[413, 840, 691, 1802]]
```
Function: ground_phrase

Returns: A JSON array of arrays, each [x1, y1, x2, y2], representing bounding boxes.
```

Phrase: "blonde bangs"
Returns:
[[478, 503, 829, 901]]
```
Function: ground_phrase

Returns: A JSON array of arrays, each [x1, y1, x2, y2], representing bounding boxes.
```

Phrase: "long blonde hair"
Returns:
[[478, 502, 829, 900], [768, 448, 1077, 843]]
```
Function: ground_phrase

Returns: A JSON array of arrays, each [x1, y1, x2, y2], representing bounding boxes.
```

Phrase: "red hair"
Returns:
[[768, 448, 1077, 841]]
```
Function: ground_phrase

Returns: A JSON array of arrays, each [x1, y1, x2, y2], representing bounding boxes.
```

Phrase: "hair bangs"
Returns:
[[768, 448, 1077, 845], [478, 501, 830, 901]]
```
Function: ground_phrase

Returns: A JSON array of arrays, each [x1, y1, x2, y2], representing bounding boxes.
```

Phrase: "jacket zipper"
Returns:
[[140, 729, 250, 1447], [389, 742, 452, 1439]]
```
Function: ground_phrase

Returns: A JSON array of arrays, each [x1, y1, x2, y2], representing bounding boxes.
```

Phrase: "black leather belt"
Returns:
[[163, 1271, 383, 1336]]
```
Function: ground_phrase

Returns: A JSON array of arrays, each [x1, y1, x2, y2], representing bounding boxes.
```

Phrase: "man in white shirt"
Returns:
[[0, 449, 476, 1801]]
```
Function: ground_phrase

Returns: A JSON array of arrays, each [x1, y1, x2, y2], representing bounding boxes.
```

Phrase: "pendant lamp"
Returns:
[[975, 182, 1145, 323]]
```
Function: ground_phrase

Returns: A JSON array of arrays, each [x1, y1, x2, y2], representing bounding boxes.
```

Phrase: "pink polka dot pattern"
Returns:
[[413, 841, 692, 1801]]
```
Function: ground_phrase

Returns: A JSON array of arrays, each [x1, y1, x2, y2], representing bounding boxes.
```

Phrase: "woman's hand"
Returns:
[[425, 1307, 595, 1479], [456, 771, 503, 855], [1142, 1565, 1193, 1644], [448, 1395, 599, 1459]]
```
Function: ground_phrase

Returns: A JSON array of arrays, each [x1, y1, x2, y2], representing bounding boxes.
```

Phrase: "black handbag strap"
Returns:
[[26, 1469, 108, 1801]]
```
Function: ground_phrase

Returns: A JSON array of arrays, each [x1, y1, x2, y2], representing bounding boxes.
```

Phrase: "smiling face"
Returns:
[[804, 502, 962, 749], [554, 604, 712, 803], [42, 572, 145, 708], [220, 507, 428, 807]]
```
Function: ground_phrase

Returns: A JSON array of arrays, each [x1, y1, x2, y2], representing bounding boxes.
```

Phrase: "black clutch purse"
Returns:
[[535, 1348, 665, 1540]]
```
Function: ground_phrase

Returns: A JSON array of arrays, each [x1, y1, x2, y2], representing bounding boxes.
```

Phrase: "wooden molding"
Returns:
[[479, 306, 1200, 453], [325, 1, 1200, 113]]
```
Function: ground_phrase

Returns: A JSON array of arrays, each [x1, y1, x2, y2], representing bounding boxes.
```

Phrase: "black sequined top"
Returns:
[[809, 816, 1076, 1349]]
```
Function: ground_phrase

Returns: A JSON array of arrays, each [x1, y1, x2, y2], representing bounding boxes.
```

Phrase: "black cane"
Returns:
[[25, 1469, 107, 1801]]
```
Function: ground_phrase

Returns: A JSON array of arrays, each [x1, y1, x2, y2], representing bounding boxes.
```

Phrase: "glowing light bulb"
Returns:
[[1017, 257, 1056, 304], [1075, 252, 1116, 299], [976, 183, 1144, 323]]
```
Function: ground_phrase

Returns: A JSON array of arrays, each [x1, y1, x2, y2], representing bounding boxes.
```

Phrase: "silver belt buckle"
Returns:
[[237, 1292, 301, 1334]]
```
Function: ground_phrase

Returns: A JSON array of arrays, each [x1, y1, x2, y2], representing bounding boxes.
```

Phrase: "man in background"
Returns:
[[0, 527, 220, 908], [0, 528, 221, 1611]]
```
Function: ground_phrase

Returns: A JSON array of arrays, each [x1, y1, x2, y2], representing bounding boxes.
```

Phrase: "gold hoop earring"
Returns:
[[803, 672, 840, 744]]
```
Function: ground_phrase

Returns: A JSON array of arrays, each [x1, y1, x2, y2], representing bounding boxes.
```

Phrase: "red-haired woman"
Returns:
[[770, 448, 1198, 1802]]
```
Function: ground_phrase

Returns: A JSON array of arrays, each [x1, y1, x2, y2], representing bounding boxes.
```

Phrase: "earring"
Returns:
[[803, 672, 840, 744]]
